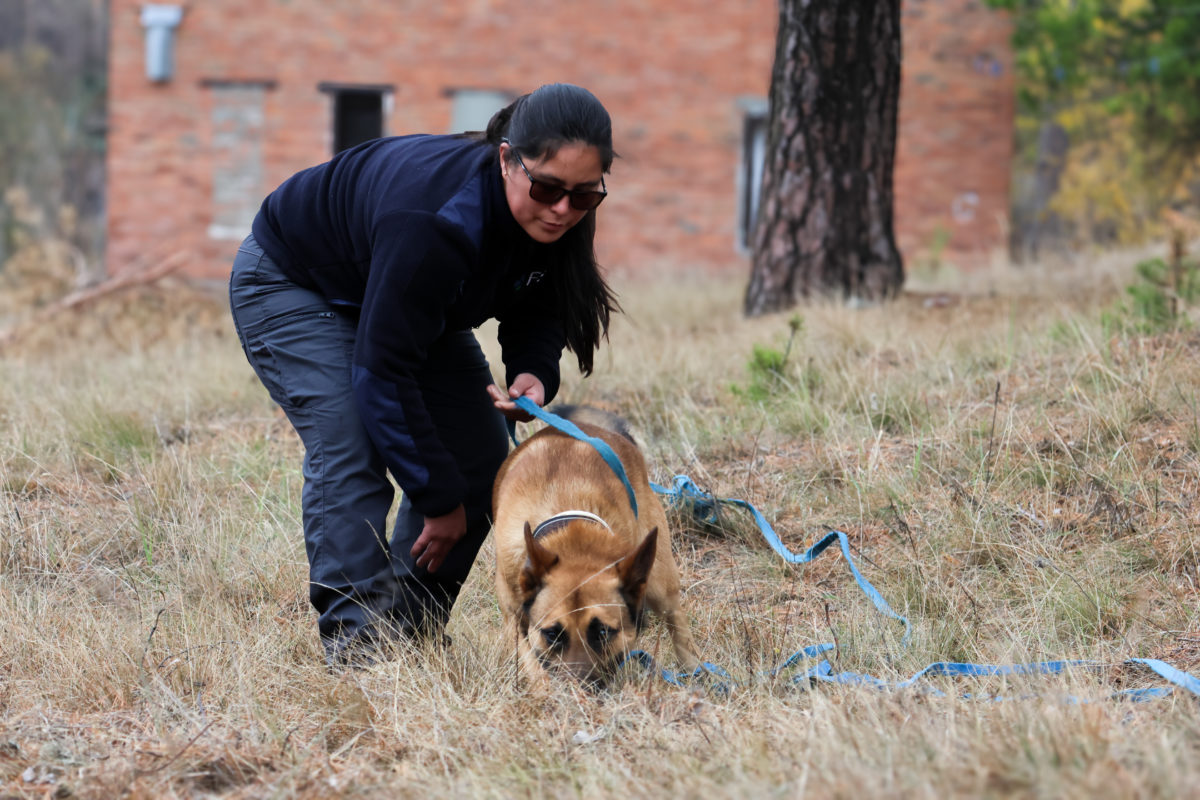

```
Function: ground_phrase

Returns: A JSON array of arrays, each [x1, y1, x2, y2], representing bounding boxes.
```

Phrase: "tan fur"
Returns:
[[492, 416, 700, 685]]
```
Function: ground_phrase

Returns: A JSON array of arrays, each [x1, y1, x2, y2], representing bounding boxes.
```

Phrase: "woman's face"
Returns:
[[500, 141, 605, 244]]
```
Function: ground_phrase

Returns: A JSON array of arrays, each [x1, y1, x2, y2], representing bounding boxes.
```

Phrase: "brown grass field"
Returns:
[[1, 249, 1198, 798]]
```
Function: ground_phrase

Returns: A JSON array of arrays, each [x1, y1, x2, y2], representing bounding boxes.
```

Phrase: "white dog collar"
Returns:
[[531, 510, 614, 539]]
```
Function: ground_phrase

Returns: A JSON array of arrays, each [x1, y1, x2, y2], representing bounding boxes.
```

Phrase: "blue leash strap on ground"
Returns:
[[802, 657, 1200, 702], [771, 642, 837, 676], [621, 649, 734, 692], [643, 474, 1200, 701], [508, 397, 639, 516], [895, 659, 1091, 684], [651, 474, 911, 646], [1129, 658, 1200, 697], [622, 648, 1200, 701]]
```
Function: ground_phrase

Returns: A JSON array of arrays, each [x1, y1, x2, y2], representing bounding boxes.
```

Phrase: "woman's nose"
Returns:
[[550, 195, 573, 215]]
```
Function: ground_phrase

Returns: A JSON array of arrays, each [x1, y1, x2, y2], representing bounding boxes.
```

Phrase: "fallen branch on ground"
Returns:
[[0, 252, 190, 352]]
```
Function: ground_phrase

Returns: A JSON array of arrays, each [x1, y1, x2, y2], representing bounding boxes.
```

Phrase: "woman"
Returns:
[[229, 83, 620, 666]]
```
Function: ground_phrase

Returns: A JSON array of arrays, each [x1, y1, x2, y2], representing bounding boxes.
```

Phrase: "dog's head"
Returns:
[[518, 522, 658, 685]]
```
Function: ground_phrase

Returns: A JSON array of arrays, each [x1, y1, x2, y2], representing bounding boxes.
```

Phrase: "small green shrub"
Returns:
[[732, 314, 807, 403], [1102, 255, 1200, 335]]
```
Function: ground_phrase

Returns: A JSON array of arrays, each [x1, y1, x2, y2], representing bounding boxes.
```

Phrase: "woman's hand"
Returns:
[[487, 373, 545, 422], [411, 505, 467, 572]]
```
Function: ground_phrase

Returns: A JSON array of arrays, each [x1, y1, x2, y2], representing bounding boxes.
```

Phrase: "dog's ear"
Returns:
[[617, 527, 658, 607], [520, 521, 559, 597]]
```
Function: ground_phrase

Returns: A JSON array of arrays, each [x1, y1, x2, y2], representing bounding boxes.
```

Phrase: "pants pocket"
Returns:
[[255, 309, 357, 411], [243, 338, 292, 408]]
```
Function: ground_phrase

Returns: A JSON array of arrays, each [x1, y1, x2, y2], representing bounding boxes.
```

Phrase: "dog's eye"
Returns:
[[586, 618, 616, 651], [539, 625, 566, 651]]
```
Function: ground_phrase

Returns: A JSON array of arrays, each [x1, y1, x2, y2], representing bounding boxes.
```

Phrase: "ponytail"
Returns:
[[483, 98, 518, 145]]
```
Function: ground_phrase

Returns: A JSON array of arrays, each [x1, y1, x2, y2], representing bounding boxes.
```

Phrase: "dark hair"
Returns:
[[482, 84, 620, 376], [486, 83, 616, 171]]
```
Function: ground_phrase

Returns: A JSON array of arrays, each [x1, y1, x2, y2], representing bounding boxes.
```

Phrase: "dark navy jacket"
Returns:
[[252, 134, 565, 517]]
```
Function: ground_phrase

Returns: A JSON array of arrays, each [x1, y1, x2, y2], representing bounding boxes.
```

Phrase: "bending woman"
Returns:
[[229, 83, 619, 666]]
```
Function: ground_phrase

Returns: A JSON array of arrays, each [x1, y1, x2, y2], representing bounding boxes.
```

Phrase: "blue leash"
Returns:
[[508, 396, 639, 516], [636, 474, 1200, 701], [651, 474, 911, 646], [791, 656, 1194, 702], [622, 649, 1199, 702], [504, 405, 1200, 700]]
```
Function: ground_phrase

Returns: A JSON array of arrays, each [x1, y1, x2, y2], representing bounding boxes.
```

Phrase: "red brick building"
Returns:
[[106, 0, 1013, 282]]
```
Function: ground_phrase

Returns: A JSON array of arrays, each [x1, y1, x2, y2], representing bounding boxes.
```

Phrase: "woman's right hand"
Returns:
[[411, 505, 467, 572], [487, 374, 545, 422]]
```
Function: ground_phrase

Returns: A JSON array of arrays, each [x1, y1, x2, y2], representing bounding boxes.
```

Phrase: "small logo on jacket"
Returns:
[[512, 271, 545, 293]]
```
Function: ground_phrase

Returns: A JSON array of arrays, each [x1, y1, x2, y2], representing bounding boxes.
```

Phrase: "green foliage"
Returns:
[[1101, 253, 1200, 334], [993, 0, 1200, 242], [993, 0, 1200, 150], [732, 344, 788, 403], [751, 342, 788, 377], [731, 314, 813, 403]]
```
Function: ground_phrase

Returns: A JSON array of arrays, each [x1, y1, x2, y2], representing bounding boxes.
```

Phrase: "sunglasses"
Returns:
[[504, 142, 607, 211]]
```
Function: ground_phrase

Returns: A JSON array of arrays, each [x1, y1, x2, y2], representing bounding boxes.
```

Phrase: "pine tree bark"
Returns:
[[745, 0, 904, 316]]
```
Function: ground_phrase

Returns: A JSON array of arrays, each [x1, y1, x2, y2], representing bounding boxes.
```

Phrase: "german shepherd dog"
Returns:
[[492, 406, 701, 685]]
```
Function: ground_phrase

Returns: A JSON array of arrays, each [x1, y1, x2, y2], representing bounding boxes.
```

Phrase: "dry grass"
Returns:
[[1, 250, 1198, 798]]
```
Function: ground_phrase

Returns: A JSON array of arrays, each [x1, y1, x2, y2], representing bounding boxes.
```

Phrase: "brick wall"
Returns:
[[894, 0, 1015, 268], [106, 0, 1011, 282]]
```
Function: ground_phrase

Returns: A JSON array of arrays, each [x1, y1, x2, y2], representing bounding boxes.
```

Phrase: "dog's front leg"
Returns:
[[661, 605, 701, 672], [507, 614, 554, 692]]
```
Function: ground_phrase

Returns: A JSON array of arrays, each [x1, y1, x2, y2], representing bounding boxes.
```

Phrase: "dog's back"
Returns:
[[549, 404, 638, 446]]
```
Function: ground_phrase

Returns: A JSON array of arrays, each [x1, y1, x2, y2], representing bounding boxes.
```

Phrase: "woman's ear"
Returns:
[[498, 142, 510, 178]]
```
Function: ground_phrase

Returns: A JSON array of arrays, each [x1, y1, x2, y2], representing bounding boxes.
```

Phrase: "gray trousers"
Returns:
[[229, 236, 509, 659]]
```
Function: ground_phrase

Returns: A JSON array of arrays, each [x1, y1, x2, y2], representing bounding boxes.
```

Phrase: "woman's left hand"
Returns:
[[487, 373, 545, 422]]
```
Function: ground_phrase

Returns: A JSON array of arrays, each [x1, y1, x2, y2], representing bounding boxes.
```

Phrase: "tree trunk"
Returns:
[[745, 0, 904, 316]]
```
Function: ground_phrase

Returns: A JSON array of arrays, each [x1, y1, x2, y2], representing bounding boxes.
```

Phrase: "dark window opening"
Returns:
[[319, 83, 393, 154], [333, 90, 383, 153], [740, 108, 769, 250]]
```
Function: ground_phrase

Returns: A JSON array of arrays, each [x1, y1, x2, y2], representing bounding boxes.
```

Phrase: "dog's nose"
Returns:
[[551, 654, 598, 684]]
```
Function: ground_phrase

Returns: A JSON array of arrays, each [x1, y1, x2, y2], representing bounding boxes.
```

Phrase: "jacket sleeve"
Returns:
[[495, 277, 567, 405], [351, 211, 475, 518]]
